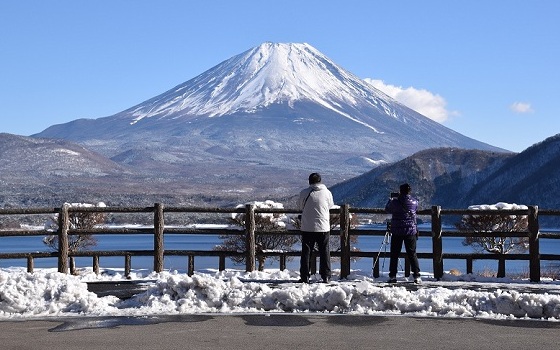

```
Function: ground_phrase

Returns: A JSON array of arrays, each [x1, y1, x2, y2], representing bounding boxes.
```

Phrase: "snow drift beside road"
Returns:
[[2, 268, 560, 321]]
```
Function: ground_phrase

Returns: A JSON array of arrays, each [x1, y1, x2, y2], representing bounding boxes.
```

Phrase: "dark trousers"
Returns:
[[300, 232, 331, 279], [389, 234, 420, 278]]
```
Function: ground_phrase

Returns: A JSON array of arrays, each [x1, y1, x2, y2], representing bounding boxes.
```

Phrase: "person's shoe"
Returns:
[[414, 276, 422, 284], [322, 276, 331, 283], [388, 277, 397, 283], [298, 277, 309, 283]]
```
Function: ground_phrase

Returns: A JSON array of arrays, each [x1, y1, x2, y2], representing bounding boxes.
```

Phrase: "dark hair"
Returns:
[[309, 172, 321, 184], [400, 183, 411, 195]]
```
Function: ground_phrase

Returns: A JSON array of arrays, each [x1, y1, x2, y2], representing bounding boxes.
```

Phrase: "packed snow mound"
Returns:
[[2, 268, 560, 320]]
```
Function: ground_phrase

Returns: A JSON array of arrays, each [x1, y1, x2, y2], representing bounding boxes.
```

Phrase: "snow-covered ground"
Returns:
[[2, 267, 560, 321]]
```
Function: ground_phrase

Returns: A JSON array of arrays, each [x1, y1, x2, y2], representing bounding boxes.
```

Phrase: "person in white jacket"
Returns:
[[298, 173, 334, 283]]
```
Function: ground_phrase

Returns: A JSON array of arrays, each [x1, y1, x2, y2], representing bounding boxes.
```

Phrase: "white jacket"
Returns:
[[298, 183, 334, 232]]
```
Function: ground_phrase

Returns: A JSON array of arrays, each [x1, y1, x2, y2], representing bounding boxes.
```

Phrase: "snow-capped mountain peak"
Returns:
[[127, 42, 391, 130], [34, 41, 503, 198]]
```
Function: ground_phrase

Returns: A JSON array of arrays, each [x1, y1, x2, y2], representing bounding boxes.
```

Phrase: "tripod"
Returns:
[[373, 222, 391, 278], [373, 222, 403, 279]]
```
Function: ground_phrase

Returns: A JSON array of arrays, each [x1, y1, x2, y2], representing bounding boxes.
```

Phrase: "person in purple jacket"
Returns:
[[385, 183, 421, 284]]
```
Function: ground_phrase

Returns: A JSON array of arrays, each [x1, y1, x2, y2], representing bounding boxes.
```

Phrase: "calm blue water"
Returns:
[[2, 227, 560, 275]]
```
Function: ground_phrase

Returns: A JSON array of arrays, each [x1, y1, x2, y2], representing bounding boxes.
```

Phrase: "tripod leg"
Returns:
[[373, 230, 391, 278]]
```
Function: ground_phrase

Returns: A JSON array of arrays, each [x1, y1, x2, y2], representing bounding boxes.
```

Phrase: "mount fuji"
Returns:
[[34, 42, 503, 199]]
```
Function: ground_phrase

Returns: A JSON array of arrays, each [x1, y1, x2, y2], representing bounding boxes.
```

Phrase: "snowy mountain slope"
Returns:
[[31, 42, 505, 202], [36, 42, 499, 149], [114, 42, 423, 128], [0, 133, 128, 179], [0, 133, 230, 208], [0, 133, 134, 207]]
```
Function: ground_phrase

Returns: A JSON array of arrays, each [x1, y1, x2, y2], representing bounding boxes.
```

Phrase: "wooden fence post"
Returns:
[[188, 255, 195, 276], [125, 254, 131, 278], [218, 254, 225, 271], [245, 204, 256, 272], [280, 254, 286, 271], [58, 203, 70, 274], [340, 204, 351, 279], [528, 205, 540, 282], [154, 203, 164, 273], [431, 205, 444, 280], [93, 256, 100, 275], [27, 256, 34, 273]]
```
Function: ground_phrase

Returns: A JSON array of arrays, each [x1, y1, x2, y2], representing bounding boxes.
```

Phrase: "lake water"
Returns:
[[2, 226, 560, 276]]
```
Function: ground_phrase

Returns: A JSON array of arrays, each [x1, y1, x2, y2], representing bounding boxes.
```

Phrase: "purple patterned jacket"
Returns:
[[385, 194, 418, 236]]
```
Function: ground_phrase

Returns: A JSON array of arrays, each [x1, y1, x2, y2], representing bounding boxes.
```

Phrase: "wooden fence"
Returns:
[[1, 204, 560, 282]]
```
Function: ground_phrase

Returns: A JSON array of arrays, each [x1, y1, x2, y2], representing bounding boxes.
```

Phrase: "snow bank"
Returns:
[[2, 268, 560, 320]]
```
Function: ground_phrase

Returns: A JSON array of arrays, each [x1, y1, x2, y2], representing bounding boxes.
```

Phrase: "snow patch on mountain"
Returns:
[[345, 156, 387, 167]]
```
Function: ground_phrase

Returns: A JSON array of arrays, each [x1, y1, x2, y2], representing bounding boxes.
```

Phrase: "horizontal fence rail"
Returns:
[[1, 204, 559, 282]]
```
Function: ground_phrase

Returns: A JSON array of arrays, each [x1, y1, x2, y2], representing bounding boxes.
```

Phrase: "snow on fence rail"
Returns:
[[1, 204, 560, 282]]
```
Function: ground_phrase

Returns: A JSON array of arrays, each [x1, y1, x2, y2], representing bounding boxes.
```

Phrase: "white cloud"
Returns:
[[364, 78, 451, 123], [510, 102, 534, 114]]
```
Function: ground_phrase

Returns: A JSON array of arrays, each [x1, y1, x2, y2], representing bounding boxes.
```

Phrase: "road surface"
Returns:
[[1, 314, 558, 350]]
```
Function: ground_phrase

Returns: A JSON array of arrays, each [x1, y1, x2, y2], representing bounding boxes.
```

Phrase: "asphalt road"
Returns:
[[1, 314, 559, 350]]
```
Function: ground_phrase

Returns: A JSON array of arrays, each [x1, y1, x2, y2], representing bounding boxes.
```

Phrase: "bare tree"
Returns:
[[44, 203, 106, 274], [215, 201, 298, 271], [455, 203, 529, 277]]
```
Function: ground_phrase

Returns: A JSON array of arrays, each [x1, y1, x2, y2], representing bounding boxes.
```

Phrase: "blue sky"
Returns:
[[1, 1, 558, 153]]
